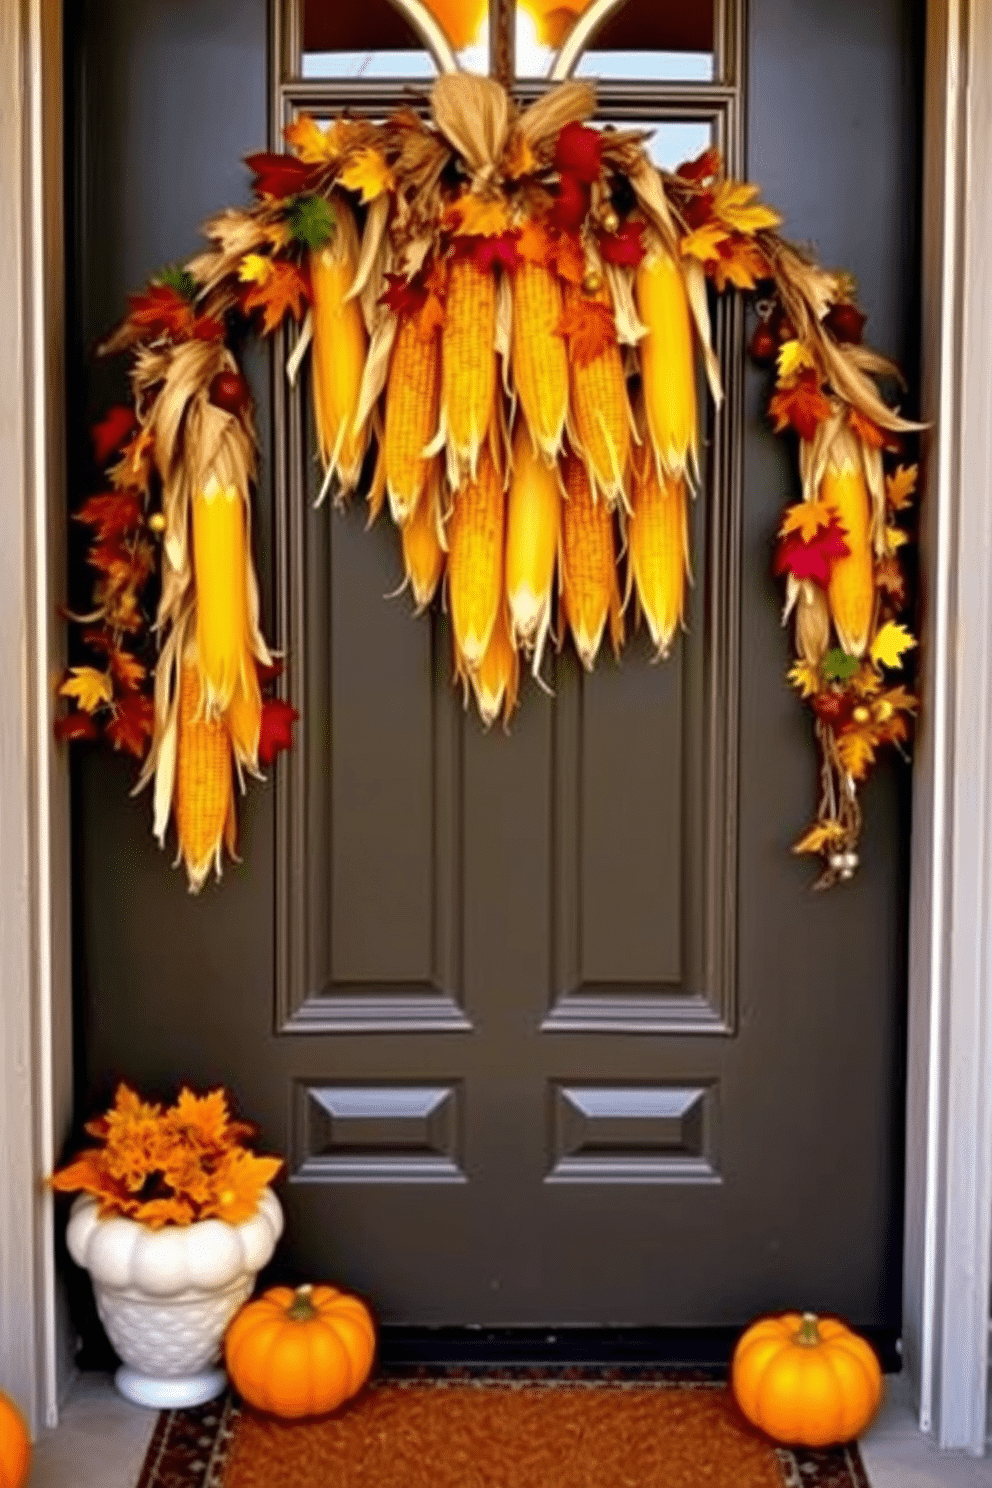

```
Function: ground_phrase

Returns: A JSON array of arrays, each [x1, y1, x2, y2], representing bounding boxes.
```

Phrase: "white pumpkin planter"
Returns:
[[67, 1187, 283, 1408]]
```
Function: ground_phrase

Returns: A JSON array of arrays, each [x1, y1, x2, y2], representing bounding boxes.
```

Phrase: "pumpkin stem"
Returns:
[[796, 1312, 820, 1347], [287, 1284, 319, 1323]]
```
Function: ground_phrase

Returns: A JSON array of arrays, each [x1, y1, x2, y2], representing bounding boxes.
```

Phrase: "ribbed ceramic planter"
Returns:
[[66, 1187, 283, 1408]]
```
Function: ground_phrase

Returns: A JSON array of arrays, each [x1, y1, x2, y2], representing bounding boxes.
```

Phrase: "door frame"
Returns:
[[1, 0, 989, 1452]]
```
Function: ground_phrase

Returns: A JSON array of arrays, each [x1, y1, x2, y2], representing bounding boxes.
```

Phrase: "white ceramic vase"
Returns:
[[66, 1187, 283, 1408]]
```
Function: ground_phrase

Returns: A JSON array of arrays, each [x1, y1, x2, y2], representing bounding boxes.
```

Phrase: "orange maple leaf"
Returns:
[[710, 236, 772, 292], [242, 258, 310, 334], [105, 692, 154, 759], [206, 1149, 284, 1225], [110, 428, 155, 494], [885, 464, 918, 511], [517, 219, 553, 267], [448, 193, 510, 239], [778, 500, 835, 544], [848, 407, 887, 450], [679, 221, 729, 265], [768, 373, 833, 441], [109, 648, 146, 692], [556, 297, 617, 368], [836, 726, 877, 781]]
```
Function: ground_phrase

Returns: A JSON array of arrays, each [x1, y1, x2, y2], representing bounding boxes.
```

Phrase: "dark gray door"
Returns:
[[68, 0, 918, 1342]]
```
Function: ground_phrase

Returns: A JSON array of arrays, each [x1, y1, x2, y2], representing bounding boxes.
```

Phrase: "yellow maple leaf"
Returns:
[[448, 193, 510, 238], [870, 621, 916, 671], [777, 338, 816, 386], [884, 526, 909, 553], [679, 222, 729, 264], [793, 821, 847, 855], [787, 660, 821, 698], [502, 129, 537, 179], [779, 499, 835, 544], [284, 114, 345, 165], [712, 180, 782, 235], [59, 666, 113, 714], [836, 728, 876, 781], [239, 253, 273, 286], [885, 464, 918, 511], [338, 147, 395, 203]]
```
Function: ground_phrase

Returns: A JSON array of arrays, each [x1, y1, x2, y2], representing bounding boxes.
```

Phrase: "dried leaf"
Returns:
[[870, 620, 916, 671], [449, 193, 510, 238], [793, 820, 847, 855], [598, 219, 646, 267], [91, 406, 137, 466], [822, 648, 860, 683], [54, 710, 99, 743], [777, 339, 816, 385], [836, 726, 876, 780], [778, 499, 835, 544], [787, 661, 821, 698], [238, 253, 274, 286], [106, 692, 154, 758], [849, 407, 888, 450], [284, 115, 344, 165], [709, 237, 771, 292], [242, 259, 310, 334], [59, 666, 113, 713], [774, 516, 849, 586], [885, 464, 917, 511], [76, 492, 144, 541], [679, 222, 728, 265], [339, 147, 395, 203], [125, 284, 195, 341], [768, 372, 833, 441], [711, 179, 782, 235], [109, 649, 146, 691], [674, 147, 722, 185], [246, 150, 316, 200], [258, 697, 300, 766], [556, 297, 617, 368]]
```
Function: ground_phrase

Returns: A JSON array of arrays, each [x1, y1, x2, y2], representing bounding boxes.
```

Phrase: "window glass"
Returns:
[[515, 0, 715, 82], [303, 0, 440, 79], [643, 118, 713, 173]]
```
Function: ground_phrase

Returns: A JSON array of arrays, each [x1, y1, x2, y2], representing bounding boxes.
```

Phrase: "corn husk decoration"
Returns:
[[62, 74, 925, 891]]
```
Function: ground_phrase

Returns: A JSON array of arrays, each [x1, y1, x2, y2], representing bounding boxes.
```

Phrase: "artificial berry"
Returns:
[[209, 369, 252, 416], [749, 323, 778, 364], [812, 689, 851, 726], [825, 302, 867, 344]]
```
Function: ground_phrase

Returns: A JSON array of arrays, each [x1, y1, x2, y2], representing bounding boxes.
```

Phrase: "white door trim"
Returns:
[[3, 0, 989, 1451]]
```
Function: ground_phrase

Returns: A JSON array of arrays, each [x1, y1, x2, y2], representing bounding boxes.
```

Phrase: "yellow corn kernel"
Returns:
[[505, 421, 560, 669], [470, 602, 520, 729], [636, 247, 698, 481], [174, 656, 236, 893], [402, 474, 446, 612], [628, 463, 689, 658], [447, 446, 505, 668], [568, 309, 632, 506], [822, 449, 874, 657], [511, 258, 568, 463], [384, 311, 442, 524], [310, 196, 369, 494], [440, 257, 497, 479], [559, 451, 623, 669], [192, 474, 254, 719]]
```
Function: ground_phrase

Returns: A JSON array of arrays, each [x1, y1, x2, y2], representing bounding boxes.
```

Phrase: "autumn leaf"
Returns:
[[339, 147, 394, 202], [54, 710, 99, 744], [553, 122, 603, 184], [836, 726, 876, 780], [768, 372, 833, 441], [870, 620, 916, 671], [516, 219, 553, 267], [709, 237, 772, 292], [822, 648, 860, 683], [548, 231, 586, 285], [242, 258, 310, 334], [875, 555, 907, 607], [284, 114, 343, 165], [125, 283, 195, 341], [259, 697, 300, 766], [91, 406, 137, 466], [105, 692, 154, 758], [779, 499, 835, 544], [245, 150, 317, 200], [556, 297, 617, 368], [774, 516, 849, 586], [448, 193, 510, 239], [169, 1088, 234, 1148], [674, 147, 723, 185], [59, 666, 113, 714], [134, 1197, 196, 1230], [550, 174, 590, 234], [206, 1149, 284, 1225], [109, 648, 146, 692], [75, 491, 144, 541], [777, 339, 816, 386], [787, 661, 821, 698], [884, 526, 909, 554], [110, 428, 155, 494], [885, 464, 917, 511], [288, 193, 335, 250], [502, 129, 537, 179], [238, 253, 273, 287], [793, 820, 847, 855], [598, 219, 646, 267], [711, 179, 782, 235], [679, 221, 728, 265], [848, 407, 888, 451]]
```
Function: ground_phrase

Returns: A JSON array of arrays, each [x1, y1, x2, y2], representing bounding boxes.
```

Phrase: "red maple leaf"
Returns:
[[75, 492, 144, 541], [476, 232, 520, 272], [245, 151, 317, 200], [598, 219, 646, 267], [774, 518, 851, 586], [258, 698, 299, 766], [105, 692, 154, 759], [380, 272, 424, 318], [674, 147, 723, 186], [54, 711, 99, 744], [768, 372, 833, 441], [553, 123, 603, 184], [256, 658, 285, 689], [91, 406, 137, 466], [125, 284, 195, 341], [191, 313, 226, 342]]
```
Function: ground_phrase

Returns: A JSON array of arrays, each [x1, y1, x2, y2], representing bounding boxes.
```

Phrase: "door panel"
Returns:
[[68, 0, 919, 1341]]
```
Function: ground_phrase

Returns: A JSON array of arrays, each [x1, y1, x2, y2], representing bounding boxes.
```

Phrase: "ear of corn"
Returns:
[[566, 286, 632, 507], [447, 445, 505, 667], [511, 258, 569, 463], [402, 473, 447, 611], [384, 310, 442, 524], [192, 474, 255, 720], [440, 256, 497, 481], [822, 447, 874, 657], [470, 602, 520, 728], [223, 662, 262, 775], [310, 197, 369, 494], [559, 451, 623, 669], [174, 654, 235, 893], [628, 461, 689, 658], [505, 421, 560, 670], [636, 247, 698, 482]]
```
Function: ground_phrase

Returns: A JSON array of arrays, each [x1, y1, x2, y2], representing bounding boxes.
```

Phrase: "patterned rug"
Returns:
[[135, 1371, 872, 1488]]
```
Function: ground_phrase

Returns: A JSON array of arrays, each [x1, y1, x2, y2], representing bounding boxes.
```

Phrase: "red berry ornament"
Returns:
[[209, 369, 252, 416], [750, 323, 778, 364], [825, 302, 867, 345]]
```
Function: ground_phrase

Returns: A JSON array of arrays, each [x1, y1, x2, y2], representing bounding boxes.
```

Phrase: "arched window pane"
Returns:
[[643, 119, 713, 172], [515, 0, 715, 82], [303, 0, 438, 79]]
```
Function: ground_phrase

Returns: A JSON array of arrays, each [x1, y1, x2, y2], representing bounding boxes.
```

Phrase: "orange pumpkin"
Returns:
[[732, 1311, 883, 1447], [0, 1391, 30, 1488], [224, 1283, 376, 1418]]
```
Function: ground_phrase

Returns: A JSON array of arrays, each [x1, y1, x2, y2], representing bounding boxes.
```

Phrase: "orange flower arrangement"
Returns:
[[51, 1084, 283, 1229]]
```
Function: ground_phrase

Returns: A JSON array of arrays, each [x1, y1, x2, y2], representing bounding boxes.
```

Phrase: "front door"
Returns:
[[67, 0, 919, 1346]]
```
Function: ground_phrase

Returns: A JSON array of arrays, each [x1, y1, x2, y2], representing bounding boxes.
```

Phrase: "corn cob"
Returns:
[[174, 655, 236, 893], [402, 473, 446, 611], [470, 602, 520, 729], [559, 451, 623, 669], [505, 421, 560, 669], [635, 246, 698, 481], [511, 258, 569, 463], [192, 474, 255, 722], [566, 285, 632, 506], [822, 440, 874, 657], [628, 460, 689, 658], [440, 256, 497, 480], [310, 196, 368, 494], [384, 310, 442, 524], [447, 446, 505, 667]]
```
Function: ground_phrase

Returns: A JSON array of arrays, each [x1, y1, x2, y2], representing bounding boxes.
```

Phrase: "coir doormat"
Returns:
[[135, 1371, 873, 1488]]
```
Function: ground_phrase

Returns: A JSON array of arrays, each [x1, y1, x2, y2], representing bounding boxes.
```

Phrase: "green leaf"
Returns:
[[289, 193, 335, 251], [821, 648, 859, 683], [155, 263, 198, 302]]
